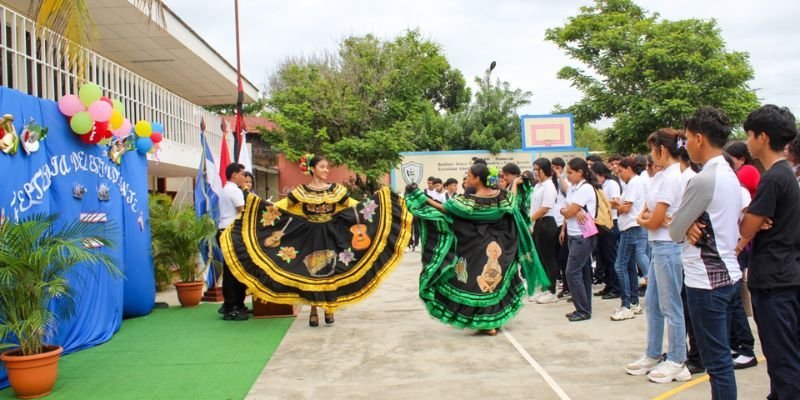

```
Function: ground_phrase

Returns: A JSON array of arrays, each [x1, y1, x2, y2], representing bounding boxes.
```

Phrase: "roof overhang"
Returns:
[[4, 0, 259, 106]]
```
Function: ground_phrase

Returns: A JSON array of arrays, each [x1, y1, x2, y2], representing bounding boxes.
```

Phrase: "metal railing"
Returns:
[[0, 3, 231, 163]]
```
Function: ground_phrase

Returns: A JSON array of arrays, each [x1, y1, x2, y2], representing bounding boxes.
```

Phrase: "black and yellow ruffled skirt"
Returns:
[[220, 187, 412, 310]]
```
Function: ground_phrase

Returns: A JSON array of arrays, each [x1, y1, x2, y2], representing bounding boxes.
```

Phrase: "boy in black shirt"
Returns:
[[739, 104, 800, 399]]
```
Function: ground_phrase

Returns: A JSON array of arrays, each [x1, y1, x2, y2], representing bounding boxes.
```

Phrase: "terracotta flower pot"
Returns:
[[1, 345, 63, 399], [174, 281, 204, 307]]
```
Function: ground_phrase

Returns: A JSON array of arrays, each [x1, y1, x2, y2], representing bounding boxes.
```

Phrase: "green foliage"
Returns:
[[149, 195, 218, 284], [0, 213, 119, 356], [148, 194, 174, 291], [546, 0, 760, 154], [574, 125, 607, 152], [443, 75, 532, 153], [203, 98, 267, 116], [262, 30, 469, 192]]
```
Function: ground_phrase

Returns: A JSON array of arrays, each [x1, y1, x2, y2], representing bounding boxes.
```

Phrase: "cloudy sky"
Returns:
[[165, 0, 800, 123]]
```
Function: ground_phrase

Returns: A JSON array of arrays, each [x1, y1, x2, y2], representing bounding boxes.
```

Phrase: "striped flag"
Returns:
[[195, 130, 223, 288], [239, 130, 252, 172]]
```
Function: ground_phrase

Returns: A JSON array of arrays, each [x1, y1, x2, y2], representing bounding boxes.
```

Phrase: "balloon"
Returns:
[[112, 99, 125, 114], [88, 101, 113, 122], [151, 122, 164, 134], [70, 111, 94, 134], [150, 132, 163, 144], [100, 96, 113, 107], [114, 119, 132, 138], [99, 137, 112, 145], [58, 94, 84, 117], [109, 110, 124, 130], [136, 137, 153, 154], [134, 120, 152, 137], [79, 83, 103, 107], [103, 129, 113, 139], [80, 127, 103, 144], [95, 120, 109, 133]]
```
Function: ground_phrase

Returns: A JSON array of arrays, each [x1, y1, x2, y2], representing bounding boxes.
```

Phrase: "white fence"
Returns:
[[0, 3, 230, 160]]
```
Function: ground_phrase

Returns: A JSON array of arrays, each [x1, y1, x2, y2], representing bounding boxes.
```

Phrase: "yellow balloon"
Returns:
[[109, 110, 124, 130], [134, 120, 152, 138]]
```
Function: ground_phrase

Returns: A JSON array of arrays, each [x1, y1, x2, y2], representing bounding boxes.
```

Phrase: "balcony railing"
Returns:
[[0, 3, 231, 162]]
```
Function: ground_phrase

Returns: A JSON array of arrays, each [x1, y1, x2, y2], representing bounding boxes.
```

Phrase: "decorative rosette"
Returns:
[[486, 166, 500, 189], [298, 152, 315, 175]]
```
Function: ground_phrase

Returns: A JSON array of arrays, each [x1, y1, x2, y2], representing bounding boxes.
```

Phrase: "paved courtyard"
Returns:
[[230, 250, 769, 400]]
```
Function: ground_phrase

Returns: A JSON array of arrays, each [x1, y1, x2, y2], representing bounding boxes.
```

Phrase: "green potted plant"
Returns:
[[150, 196, 218, 307], [0, 213, 119, 399]]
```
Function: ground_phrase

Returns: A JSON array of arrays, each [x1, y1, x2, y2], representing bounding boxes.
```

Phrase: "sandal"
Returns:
[[324, 312, 335, 325], [309, 313, 319, 327]]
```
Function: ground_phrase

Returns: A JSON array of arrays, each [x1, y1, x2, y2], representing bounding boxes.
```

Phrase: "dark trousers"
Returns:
[[218, 229, 246, 311], [751, 287, 800, 400], [409, 217, 420, 248], [533, 217, 560, 294], [595, 220, 620, 293], [728, 281, 755, 357], [682, 283, 703, 368], [566, 235, 596, 317], [557, 226, 569, 292], [686, 284, 738, 400]]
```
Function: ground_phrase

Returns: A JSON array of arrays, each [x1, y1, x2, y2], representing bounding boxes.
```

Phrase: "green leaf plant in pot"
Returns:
[[0, 213, 119, 399], [150, 195, 219, 307]]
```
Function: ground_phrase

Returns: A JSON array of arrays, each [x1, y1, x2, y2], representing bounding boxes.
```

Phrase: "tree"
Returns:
[[203, 98, 267, 116], [574, 125, 607, 152], [443, 72, 532, 153], [261, 30, 469, 192], [546, 0, 760, 153]]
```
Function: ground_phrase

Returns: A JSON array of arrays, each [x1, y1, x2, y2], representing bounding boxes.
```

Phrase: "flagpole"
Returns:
[[233, 0, 243, 163]]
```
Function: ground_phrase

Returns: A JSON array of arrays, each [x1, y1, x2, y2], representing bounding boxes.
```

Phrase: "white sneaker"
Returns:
[[625, 355, 661, 376], [647, 360, 692, 383], [536, 292, 559, 304], [631, 303, 643, 315], [611, 306, 635, 321], [529, 292, 545, 303]]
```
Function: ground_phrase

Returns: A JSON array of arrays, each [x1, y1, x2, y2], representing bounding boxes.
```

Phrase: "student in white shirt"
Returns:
[[669, 107, 743, 398], [559, 158, 598, 321], [219, 162, 249, 321], [551, 157, 571, 298], [609, 157, 649, 321], [625, 128, 690, 383], [591, 162, 622, 299], [529, 158, 560, 304]]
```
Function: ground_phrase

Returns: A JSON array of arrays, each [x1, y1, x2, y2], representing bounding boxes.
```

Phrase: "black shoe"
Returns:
[[565, 311, 578, 318], [686, 361, 706, 375], [309, 313, 319, 327], [567, 313, 591, 322], [602, 292, 621, 300], [324, 312, 335, 325], [557, 290, 571, 299], [223, 310, 249, 321], [218, 305, 226, 314], [733, 357, 758, 370], [594, 288, 609, 296]]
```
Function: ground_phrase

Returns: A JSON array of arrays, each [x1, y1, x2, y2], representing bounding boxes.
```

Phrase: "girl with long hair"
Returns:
[[529, 158, 561, 304]]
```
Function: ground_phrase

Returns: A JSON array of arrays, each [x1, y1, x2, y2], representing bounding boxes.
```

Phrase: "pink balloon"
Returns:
[[88, 101, 113, 122], [150, 132, 163, 144], [58, 94, 84, 117], [113, 118, 132, 138]]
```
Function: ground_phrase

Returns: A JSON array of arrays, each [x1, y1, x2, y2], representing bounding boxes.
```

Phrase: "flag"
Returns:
[[219, 123, 232, 186], [233, 78, 244, 162], [239, 130, 252, 172], [195, 131, 224, 288]]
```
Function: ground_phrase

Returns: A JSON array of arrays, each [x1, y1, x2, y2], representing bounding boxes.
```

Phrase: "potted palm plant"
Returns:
[[150, 196, 218, 307], [0, 213, 119, 399]]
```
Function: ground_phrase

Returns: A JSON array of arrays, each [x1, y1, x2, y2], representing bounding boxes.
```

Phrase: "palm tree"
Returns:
[[0, 213, 120, 356]]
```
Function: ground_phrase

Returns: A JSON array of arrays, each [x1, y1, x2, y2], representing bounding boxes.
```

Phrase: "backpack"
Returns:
[[593, 187, 614, 232]]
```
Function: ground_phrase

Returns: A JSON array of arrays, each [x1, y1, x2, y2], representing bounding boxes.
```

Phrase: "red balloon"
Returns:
[[103, 129, 113, 139], [95, 120, 109, 132], [80, 127, 103, 144], [100, 96, 113, 107], [150, 132, 163, 144]]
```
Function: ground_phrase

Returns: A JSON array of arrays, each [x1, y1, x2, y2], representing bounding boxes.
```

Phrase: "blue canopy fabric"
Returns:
[[0, 87, 154, 388]]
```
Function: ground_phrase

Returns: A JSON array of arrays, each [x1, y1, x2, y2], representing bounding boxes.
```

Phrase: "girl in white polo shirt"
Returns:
[[625, 128, 691, 383]]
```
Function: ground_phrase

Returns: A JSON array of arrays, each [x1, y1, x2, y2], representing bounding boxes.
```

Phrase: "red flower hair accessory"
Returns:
[[299, 153, 315, 175]]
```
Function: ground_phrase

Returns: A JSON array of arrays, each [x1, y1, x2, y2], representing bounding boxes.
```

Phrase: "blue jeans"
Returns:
[[686, 284, 738, 400], [567, 235, 597, 317], [615, 227, 649, 308], [645, 241, 686, 364]]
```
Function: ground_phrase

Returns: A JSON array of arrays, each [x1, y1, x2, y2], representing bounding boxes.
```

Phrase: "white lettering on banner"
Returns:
[[8, 151, 139, 220]]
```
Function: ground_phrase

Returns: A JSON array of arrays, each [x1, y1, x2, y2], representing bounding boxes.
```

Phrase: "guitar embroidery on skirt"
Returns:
[[264, 217, 294, 248], [350, 205, 371, 250]]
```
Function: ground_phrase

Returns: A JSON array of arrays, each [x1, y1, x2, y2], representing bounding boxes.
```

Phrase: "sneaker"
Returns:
[[557, 290, 571, 299], [536, 292, 559, 304], [733, 355, 758, 370], [610, 306, 635, 321], [647, 360, 692, 383], [625, 355, 662, 376], [223, 309, 249, 321], [631, 303, 643, 315], [529, 292, 545, 302]]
